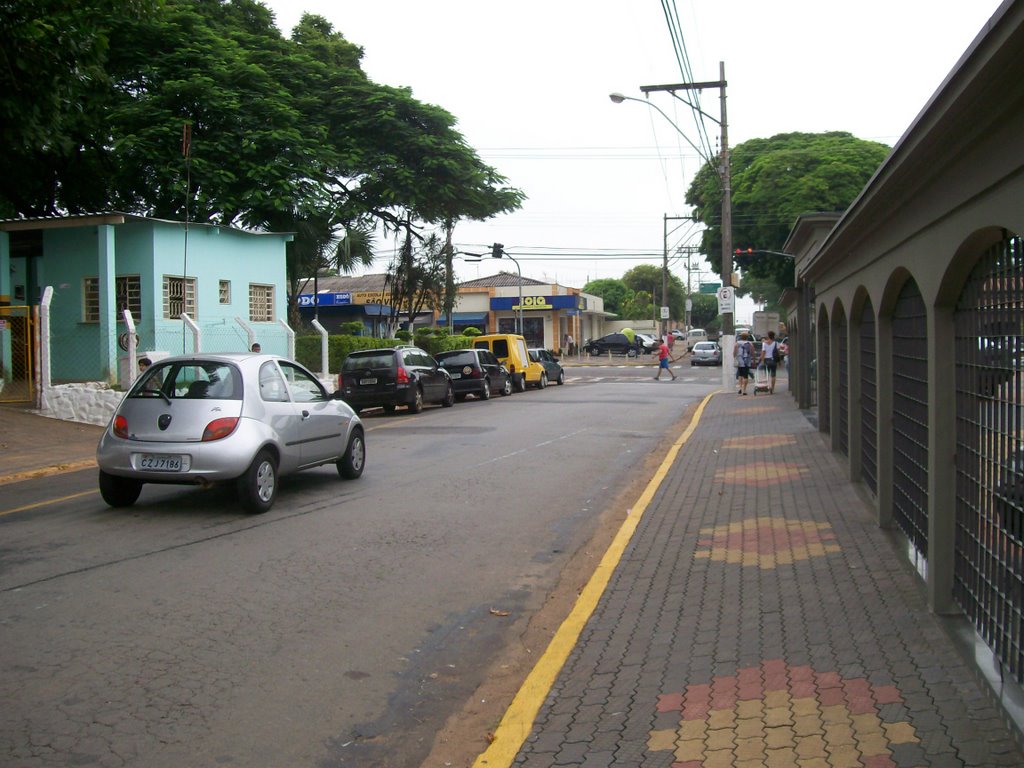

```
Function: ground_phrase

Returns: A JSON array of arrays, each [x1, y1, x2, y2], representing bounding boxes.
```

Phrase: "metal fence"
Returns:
[[954, 235, 1024, 682], [0, 305, 35, 403], [859, 302, 878, 495], [891, 278, 929, 560]]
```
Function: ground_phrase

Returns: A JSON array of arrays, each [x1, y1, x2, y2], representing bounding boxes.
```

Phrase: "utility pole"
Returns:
[[642, 62, 732, 386]]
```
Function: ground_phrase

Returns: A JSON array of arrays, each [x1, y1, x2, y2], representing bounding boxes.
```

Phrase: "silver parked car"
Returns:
[[96, 354, 365, 513], [690, 341, 723, 366]]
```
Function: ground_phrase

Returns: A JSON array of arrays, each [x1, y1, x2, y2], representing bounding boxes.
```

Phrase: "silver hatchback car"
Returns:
[[96, 354, 365, 513]]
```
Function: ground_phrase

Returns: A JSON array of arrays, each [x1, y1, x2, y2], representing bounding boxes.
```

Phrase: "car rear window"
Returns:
[[343, 352, 395, 371], [133, 361, 241, 400], [437, 351, 475, 367]]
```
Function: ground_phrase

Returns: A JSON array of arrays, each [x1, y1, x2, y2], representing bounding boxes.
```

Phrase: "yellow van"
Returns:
[[472, 333, 547, 391]]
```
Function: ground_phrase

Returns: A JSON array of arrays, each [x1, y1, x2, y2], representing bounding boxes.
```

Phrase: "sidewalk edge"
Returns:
[[472, 390, 721, 767]]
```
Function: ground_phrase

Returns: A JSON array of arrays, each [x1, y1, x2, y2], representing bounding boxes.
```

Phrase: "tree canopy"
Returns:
[[685, 131, 890, 289], [0, 0, 525, 321]]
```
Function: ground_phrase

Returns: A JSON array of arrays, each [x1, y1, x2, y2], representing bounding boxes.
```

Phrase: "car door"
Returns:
[[405, 348, 443, 402], [257, 361, 306, 473], [278, 361, 348, 465]]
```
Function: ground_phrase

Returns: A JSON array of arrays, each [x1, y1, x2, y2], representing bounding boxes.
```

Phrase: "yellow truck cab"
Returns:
[[472, 333, 547, 391]]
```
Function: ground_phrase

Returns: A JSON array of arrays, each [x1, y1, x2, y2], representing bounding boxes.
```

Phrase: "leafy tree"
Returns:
[[582, 278, 630, 316], [622, 264, 685, 319], [686, 131, 889, 289], [0, 0, 524, 277], [689, 293, 719, 329]]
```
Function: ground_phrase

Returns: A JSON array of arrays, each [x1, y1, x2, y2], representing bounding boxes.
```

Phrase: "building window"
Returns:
[[84, 275, 142, 323], [219, 280, 231, 304], [163, 275, 197, 319], [249, 283, 274, 322]]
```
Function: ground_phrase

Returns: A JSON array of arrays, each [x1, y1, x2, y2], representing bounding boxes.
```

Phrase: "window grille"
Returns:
[[219, 280, 231, 304], [84, 275, 141, 323], [163, 275, 196, 319], [249, 284, 274, 322]]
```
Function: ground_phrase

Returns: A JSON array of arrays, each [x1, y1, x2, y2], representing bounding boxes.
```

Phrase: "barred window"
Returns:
[[219, 280, 231, 304], [163, 275, 197, 319], [83, 275, 142, 323], [249, 283, 274, 322]]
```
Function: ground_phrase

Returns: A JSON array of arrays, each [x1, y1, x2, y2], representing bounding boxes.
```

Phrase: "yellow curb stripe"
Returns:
[[0, 488, 99, 517], [473, 390, 720, 767], [0, 459, 97, 486]]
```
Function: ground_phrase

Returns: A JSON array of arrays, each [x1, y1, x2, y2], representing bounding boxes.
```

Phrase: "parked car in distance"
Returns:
[[528, 348, 565, 385], [435, 348, 513, 400], [96, 354, 365, 514], [686, 328, 709, 350], [338, 347, 454, 414], [690, 341, 723, 366], [585, 332, 643, 357], [634, 333, 660, 353], [472, 333, 546, 391]]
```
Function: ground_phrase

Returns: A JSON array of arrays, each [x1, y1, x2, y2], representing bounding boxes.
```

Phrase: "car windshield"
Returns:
[[437, 351, 475, 367]]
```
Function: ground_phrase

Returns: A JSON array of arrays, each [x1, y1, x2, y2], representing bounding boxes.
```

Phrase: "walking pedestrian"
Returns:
[[759, 330, 780, 394], [654, 337, 676, 380], [734, 331, 755, 395]]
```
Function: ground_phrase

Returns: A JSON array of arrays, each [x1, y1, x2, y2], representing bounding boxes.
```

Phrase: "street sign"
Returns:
[[660, 306, 670, 320], [699, 282, 721, 294], [716, 286, 735, 314]]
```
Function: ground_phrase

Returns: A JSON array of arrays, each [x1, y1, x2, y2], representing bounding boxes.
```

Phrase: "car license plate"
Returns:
[[449, 372, 462, 379], [139, 454, 183, 471], [360, 377, 378, 385]]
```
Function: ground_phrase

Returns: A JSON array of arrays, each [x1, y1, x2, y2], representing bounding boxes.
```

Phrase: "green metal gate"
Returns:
[[0, 305, 35, 403]]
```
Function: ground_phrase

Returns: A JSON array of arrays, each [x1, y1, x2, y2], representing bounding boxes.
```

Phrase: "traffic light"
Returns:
[[735, 247, 755, 256], [491, 242, 504, 258]]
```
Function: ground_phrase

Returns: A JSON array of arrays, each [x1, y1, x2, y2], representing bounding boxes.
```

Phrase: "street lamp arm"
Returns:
[[609, 93, 712, 165]]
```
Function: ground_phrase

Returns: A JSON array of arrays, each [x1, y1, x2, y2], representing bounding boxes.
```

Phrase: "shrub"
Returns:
[[462, 326, 482, 337], [340, 321, 364, 336], [395, 330, 412, 342]]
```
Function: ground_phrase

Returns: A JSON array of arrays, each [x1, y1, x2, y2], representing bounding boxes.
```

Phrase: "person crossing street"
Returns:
[[654, 337, 676, 381]]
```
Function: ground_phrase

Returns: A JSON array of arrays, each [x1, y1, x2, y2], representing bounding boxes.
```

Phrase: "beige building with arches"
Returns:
[[782, 0, 1024, 728]]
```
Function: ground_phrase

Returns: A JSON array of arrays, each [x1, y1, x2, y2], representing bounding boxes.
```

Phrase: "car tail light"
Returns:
[[113, 415, 129, 438], [337, 373, 345, 389], [396, 367, 410, 385], [202, 417, 239, 442]]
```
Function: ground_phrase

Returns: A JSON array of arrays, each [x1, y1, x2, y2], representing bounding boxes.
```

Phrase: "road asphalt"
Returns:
[[4, 371, 1022, 768]]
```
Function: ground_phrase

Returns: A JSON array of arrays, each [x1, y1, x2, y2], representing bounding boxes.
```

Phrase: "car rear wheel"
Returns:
[[98, 470, 142, 508], [501, 376, 513, 396], [536, 372, 548, 389], [480, 379, 491, 400], [408, 386, 424, 413], [337, 428, 365, 480], [441, 382, 455, 407], [514, 373, 527, 392], [237, 449, 277, 514]]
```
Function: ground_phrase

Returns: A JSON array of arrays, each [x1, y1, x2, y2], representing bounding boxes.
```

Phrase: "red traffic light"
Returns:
[[734, 247, 755, 255]]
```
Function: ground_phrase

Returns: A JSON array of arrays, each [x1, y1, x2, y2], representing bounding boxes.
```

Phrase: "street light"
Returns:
[[611, 64, 734, 388]]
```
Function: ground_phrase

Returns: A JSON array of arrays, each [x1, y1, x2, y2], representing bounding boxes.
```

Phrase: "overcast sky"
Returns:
[[262, 0, 1002, 320]]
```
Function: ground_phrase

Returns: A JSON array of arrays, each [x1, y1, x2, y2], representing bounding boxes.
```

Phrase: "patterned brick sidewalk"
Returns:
[[508, 392, 1023, 767]]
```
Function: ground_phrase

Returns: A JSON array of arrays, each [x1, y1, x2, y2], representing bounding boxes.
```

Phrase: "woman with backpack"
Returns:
[[734, 331, 755, 395]]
